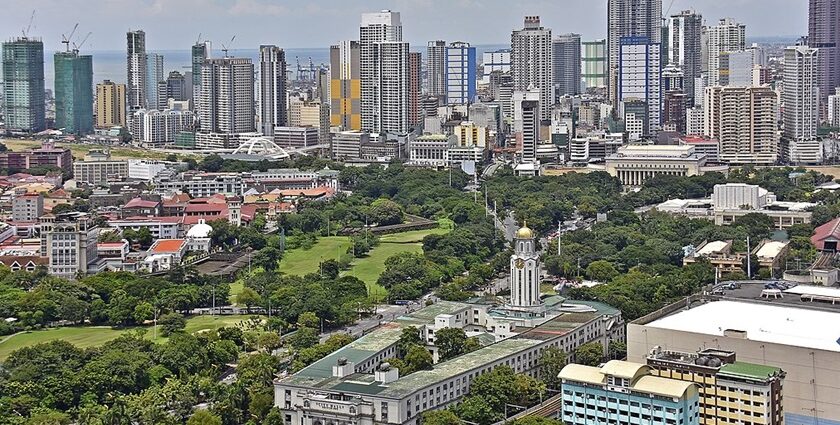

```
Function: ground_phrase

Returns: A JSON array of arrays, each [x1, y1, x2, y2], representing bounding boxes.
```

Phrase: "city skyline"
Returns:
[[0, 0, 807, 52]]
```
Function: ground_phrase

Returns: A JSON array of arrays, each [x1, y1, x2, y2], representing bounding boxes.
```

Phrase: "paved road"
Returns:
[[319, 302, 421, 343]]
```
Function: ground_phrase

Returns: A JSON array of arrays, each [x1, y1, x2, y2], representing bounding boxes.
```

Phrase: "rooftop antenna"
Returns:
[[220, 35, 235, 57], [72, 32, 92, 53], [21, 10, 36, 39], [61, 23, 78, 52]]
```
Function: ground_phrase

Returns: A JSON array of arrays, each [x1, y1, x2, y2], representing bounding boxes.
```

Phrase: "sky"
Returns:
[[1, 0, 808, 52]]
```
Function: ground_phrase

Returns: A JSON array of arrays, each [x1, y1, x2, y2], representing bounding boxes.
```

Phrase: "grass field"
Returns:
[[0, 315, 262, 360], [279, 237, 353, 276], [1, 139, 177, 161]]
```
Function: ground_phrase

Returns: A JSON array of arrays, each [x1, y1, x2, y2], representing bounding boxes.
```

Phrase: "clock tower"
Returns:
[[510, 222, 541, 307]]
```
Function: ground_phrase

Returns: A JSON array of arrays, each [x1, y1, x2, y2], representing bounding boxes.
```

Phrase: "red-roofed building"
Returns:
[[122, 198, 161, 217], [144, 238, 189, 272], [278, 186, 335, 201], [812, 218, 840, 252]]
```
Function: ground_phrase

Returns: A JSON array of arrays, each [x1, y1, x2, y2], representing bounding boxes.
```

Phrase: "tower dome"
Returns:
[[515, 221, 534, 239]]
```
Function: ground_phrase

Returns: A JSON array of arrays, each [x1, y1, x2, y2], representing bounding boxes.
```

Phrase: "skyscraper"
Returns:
[[166, 71, 188, 102], [146, 53, 165, 110], [783, 46, 822, 164], [445, 42, 476, 105], [258, 45, 287, 136], [409, 51, 422, 125], [360, 10, 409, 135], [521, 99, 539, 164], [668, 10, 702, 104], [2, 37, 46, 133], [582, 40, 607, 89], [329, 41, 361, 130], [126, 30, 147, 113], [704, 85, 778, 164], [707, 18, 746, 87], [619, 36, 662, 137], [426, 40, 446, 99], [552, 33, 581, 97], [192, 41, 209, 107], [511, 16, 553, 121], [96, 80, 126, 128], [607, 0, 662, 104], [196, 57, 255, 147], [54, 50, 93, 135], [809, 0, 840, 115]]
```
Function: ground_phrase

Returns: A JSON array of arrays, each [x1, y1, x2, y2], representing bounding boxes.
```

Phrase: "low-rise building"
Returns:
[[604, 145, 727, 186], [39, 212, 99, 279], [72, 151, 129, 186], [683, 240, 745, 274], [12, 192, 44, 222], [273, 126, 320, 149]]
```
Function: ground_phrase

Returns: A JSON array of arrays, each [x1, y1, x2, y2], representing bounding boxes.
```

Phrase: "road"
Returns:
[[319, 302, 421, 343]]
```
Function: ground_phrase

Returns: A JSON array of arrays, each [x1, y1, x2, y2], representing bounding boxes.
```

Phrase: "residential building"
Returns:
[[12, 193, 44, 222], [704, 85, 778, 164], [553, 34, 581, 97], [679, 136, 719, 162], [127, 30, 147, 113], [409, 51, 422, 125], [96, 80, 127, 128], [783, 46, 822, 164], [153, 173, 244, 197], [329, 41, 361, 130], [445, 42, 476, 105], [619, 36, 662, 137], [28, 141, 73, 175], [146, 53, 165, 110], [2, 37, 46, 133], [73, 152, 129, 186], [426, 40, 446, 99], [707, 18, 746, 87], [668, 10, 703, 104], [360, 10, 409, 135], [453, 121, 489, 148], [559, 361, 700, 425], [259, 45, 287, 136], [191, 41, 209, 107], [511, 16, 553, 121], [40, 212, 98, 279], [686, 107, 704, 135], [520, 99, 540, 164], [289, 98, 329, 144], [662, 64, 685, 92], [196, 57, 255, 148], [830, 88, 840, 127], [647, 348, 785, 425], [482, 49, 511, 84], [582, 39, 607, 89], [607, 0, 662, 103], [664, 91, 687, 134], [131, 109, 194, 145], [809, 0, 840, 114], [54, 50, 93, 135], [719, 50, 756, 86]]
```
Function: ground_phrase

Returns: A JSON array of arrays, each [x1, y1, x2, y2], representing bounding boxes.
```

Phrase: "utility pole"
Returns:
[[557, 221, 562, 256], [212, 288, 216, 316], [746, 236, 751, 278]]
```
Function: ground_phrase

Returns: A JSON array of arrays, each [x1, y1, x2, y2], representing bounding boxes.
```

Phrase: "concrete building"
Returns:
[[668, 10, 703, 104], [27, 141, 73, 175], [196, 57, 255, 148], [619, 36, 662, 137], [166, 71, 189, 103], [331, 130, 369, 160], [191, 41, 209, 107], [453, 121, 489, 148], [131, 109, 194, 145], [330, 41, 361, 130], [360, 10, 409, 135], [482, 49, 512, 84], [559, 361, 700, 425], [39, 212, 98, 279], [289, 98, 329, 144], [830, 88, 840, 127], [2, 37, 46, 133], [664, 91, 688, 134], [809, 0, 840, 115], [582, 39, 607, 89], [445, 42, 476, 105], [54, 50, 93, 135], [707, 18, 746, 87], [12, 193, 44, 222], [704, 85, 778, 164], [73, 152, 129, 186], [426, 40, 446, 99], [145, 53, 165, 110], [520, 99, 540, 165], [273, 126, 319, 149], [259, 45, 287, 136], [409, 51, 422, 126], [783, 46, 822, 164], [126, 30, 147, 113], [628, 285, 840, 425], [96, 80, 126, 128], [719, 50, 757, 87], [408, 134, 452, 167], [553, 34, 581, 97], [127, 159, 178, 181], [607, 0, 662, 103], [604, 145, 720, 186], [511, 16, 553, 121]]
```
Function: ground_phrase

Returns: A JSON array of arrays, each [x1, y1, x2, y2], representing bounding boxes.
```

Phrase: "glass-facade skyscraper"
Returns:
[[2, 38, 46, 133], [54, 50, 93, 135]]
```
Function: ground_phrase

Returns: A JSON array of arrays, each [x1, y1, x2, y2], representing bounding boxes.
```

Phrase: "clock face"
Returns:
[[515, 258, 525, 269]]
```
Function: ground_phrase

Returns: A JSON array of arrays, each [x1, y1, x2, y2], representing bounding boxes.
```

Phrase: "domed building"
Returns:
[[510, 221, 541, 308], [185, 219, 213, 252]]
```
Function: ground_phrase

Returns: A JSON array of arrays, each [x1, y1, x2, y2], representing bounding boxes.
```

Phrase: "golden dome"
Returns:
[[515, 221, 534, 239]]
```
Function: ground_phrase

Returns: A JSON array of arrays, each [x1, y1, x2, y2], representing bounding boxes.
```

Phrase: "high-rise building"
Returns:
[[719, 50, 757, 87], [809, 0, 840, 113], [146, 53, 165, 110], [607, 0, 662, 104], [426, 40, 446, 99], [668, 10, 702, 104], [521, 99, 539, 164], [482, 49, 512, 84], [2, 37, 46, 133], [126, 30, 147, 113], [553, 34, 581, 97], [197, 57, 255, 139], [830, 87, 840, 127], [54, 50, 93, 135], [704, 85, 778, 164], [330, 41, 361, 131], [664, 91, 687, 134], [445, 42, 476, 105], [619, 36, 662, 137], [511, 16, 553, 121], [707, 18, 746, 87], [783, 46, 822, 164], [258, 45, 287, 136], [131, 109, 194, 145], [360, 10, 409, 135], [409, 51, 422, 125], [96, 80, 126, 128], [166, 71, 188, 102], [582, 39, 607, 89], [192, 41, 209, 107]]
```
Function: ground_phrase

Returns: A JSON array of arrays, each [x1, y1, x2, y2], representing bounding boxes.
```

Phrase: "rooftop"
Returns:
[[559, 361, 696, 399], [755, 241, 788, 259], [150, 239, 187, 254], [718, 362, 783, 380]]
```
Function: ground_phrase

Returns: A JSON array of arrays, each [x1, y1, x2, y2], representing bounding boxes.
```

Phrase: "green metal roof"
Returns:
[[719, 362, 782, 380]]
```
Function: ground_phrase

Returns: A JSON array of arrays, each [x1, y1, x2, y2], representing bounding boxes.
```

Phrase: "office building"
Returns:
[[12, 193, 44, 222], [409, 51, 422, 125], [408, 134, 451, 167], [166, 71, 188, 103], [647, 348, 785, 425], [582, 39, 607, 89], [289, 98, 329, 143], [809, 0, 840, 112], [331, 130, 370, 160], [427, 40, 446, 99], [127, 30, 147, 113], [664, 91, 687, 134], [96, 80, 126, 128], [453, 121, 489, 148], [511, 16, 552, 121], [40, 212, 99, 279], [482, 49, 511, 84], [330, 41, 361, 130], [146, 53, 165, 110], [719, 50, 756, 87], [259, 45, 287, 136], [559, 361, 700, 425], [707, 18, 746, 87], [73, 152, 129, 186], [2, 37, 46, 133], [604, 145, 715, 186], [360, 10, 409, 135], [131, 109, 194, 145], [619, 36, 662, 137], [668, 10, 703, 103], [196, 57, 255, 147], [192, 41, 209, 106], [445, 42, 476, 105], [553, 34, 581, 97], [54, 50, 93, 135], [783, 46, 822, 164], [662, 64, 685, 92], [607, 0, 662, 103], [273, 126, 319, 149], [830, 88, 840, 127], [704, 85, 778, 164], [520, 99, 539, 164]]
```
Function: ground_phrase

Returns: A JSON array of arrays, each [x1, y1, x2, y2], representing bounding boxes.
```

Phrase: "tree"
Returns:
[[187, 410, 222, 425], [158, 312, 186, 336], [263, 408, 285, 425], [403, 344, 433, 374], [258, 332, 283, 352], [133, 302, 154, 324], [538, 347, 567, 389], [397, 326, 423, 356], [513, 417, 564, 425], [369, 198, 403, 225], [434, 328, 469, 361], [585, 260, 618, 282], [236, 287, 262, 313], [297, 311, 320, 329], [252, 247, 282, 272], [608, 341, 627, 360], [421, 410, 461, 425], [455, 396, 499, 425], [319, 259, 341, 279], [288, 326, 319, 350], [734, 212, 776, 241], [574, 342, 604, 366], [25, 411, 71, 425]]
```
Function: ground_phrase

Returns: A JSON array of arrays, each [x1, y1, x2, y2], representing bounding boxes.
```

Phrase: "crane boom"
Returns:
[[73, 32, 92, 52], [22, 10, 35, 38], [61, 23, 79, 52]]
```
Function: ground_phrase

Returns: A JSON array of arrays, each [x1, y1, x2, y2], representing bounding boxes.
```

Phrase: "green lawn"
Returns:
[[278, 237, 352, 276], [1, 139, 175, 161], [229, 280, 244, 304]]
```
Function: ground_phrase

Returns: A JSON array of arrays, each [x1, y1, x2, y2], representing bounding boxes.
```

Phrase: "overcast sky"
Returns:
[[2, 0, 807, 51]]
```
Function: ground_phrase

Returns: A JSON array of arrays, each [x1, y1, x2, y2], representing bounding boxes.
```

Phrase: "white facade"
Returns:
[[712, 183, 773, 210], [607, 0, 662, 103], [128, 159, 176, 181], [197, 57, 255, 135], [511, 16, 553, 121], [707, 18, 746, 87], [146, 53, 165, 111], [407, 134, 453, 167], [259, 45, 287, 137], [360, 10, 409, 135], [686, 107, 704, 135], [783, 46, 821, 164], [619, 37, 661, 136], [131, 109, 194, 145], [704, 86, 778, 164], [830, 88, 840, 128], [720, 50, 756, 86], [40, 213, 98, 279], [482, 49, 511, 83], [520, 99, 539, 164], [510, 226, 540, 307], [426, 40, 446, 98], [445, 42, 475, 105]]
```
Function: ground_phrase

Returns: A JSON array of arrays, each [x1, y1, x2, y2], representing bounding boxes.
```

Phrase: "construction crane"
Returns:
[[21, 10, 35, 39], [662, 0, 677, 23], [196, 32, 202, 45], [72, 32, 92, 53], [61, 23, 79, 52], [220, 36, 235, 57]]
